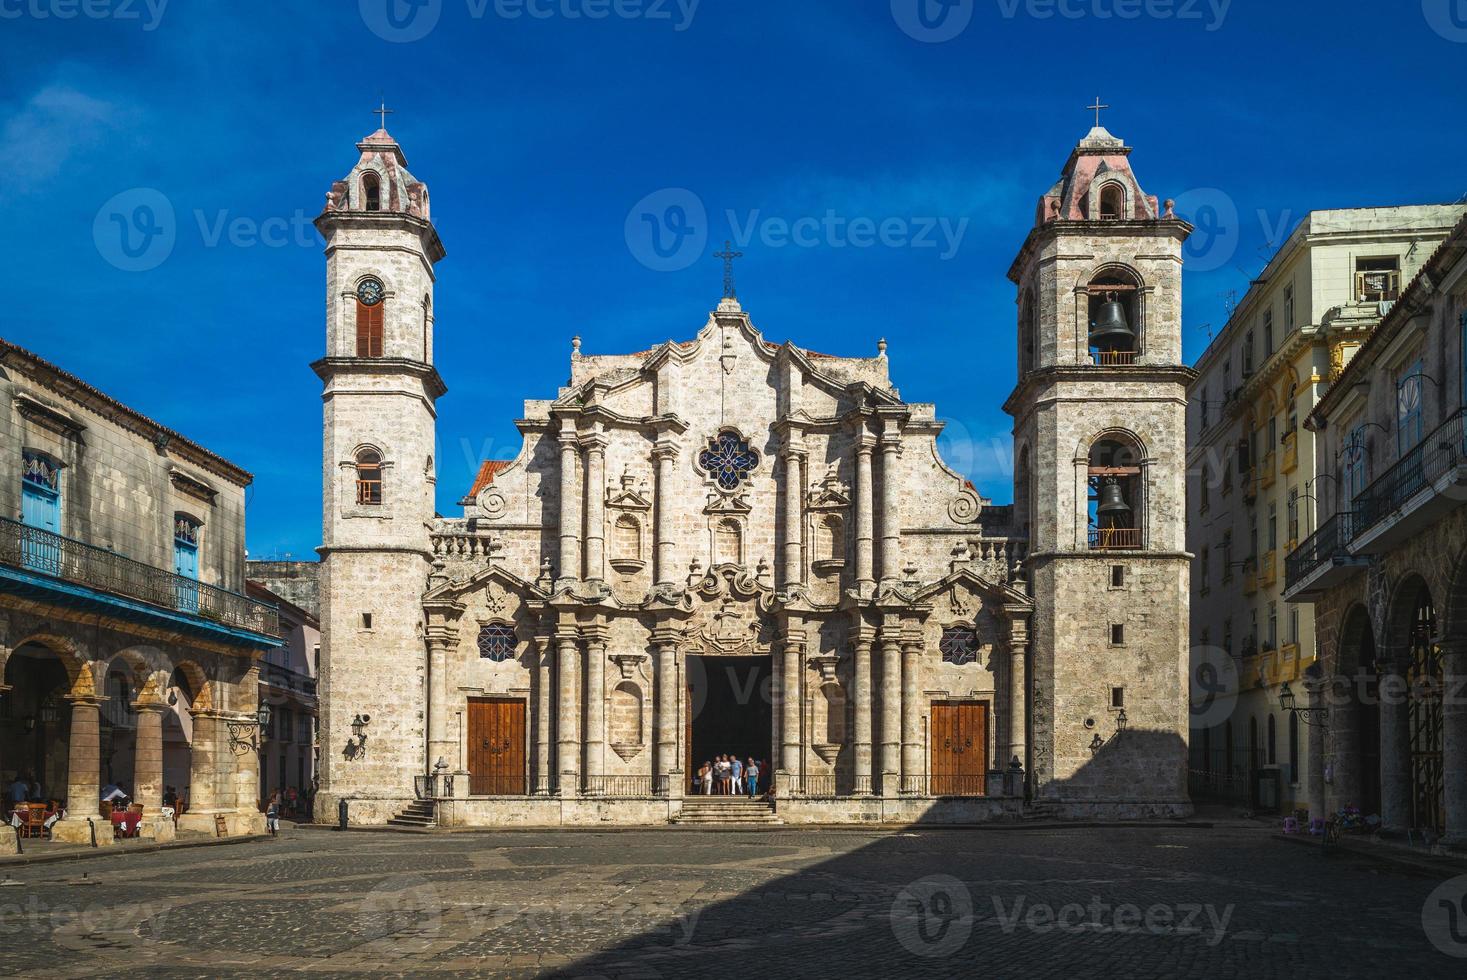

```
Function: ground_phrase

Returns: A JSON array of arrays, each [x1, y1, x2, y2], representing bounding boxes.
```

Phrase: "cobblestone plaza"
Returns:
[[2, 825, 1465, 977]]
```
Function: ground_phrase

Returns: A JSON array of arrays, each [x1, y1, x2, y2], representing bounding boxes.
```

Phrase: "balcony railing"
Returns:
[[583, 775, 654, 797], [1281, 432, 1299, 474], [1284, 510, 1355, 590], [1089, 527, 1142, 551], [1353, 407, 1467, 537], [1259, 551, 1277, 588], [0, 516, 279, 638], [1090, 350, 1137, 366]]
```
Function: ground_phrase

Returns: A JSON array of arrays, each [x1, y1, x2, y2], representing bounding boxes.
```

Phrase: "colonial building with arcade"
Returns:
[[314, 121, 1194, 826]]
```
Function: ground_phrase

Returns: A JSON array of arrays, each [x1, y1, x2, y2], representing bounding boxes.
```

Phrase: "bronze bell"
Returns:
[[1096, 477, 1131, 517], [1090, 294, 1136, 352]]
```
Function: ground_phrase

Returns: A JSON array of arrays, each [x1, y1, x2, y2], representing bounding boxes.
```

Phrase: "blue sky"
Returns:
[[3, 1, 1465, 560]]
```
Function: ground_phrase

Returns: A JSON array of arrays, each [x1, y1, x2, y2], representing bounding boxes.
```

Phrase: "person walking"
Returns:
[[701, 761, 714, 795], [730, 756, 743, 796], [745, 758, 760, 798], [266, 791, 281, 836]]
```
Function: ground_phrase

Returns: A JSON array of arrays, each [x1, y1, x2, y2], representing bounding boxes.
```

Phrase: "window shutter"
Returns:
[[356, 300, 384, 357]]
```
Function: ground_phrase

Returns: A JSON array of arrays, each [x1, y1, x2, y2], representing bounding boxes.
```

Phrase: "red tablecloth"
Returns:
[[110, 810, 141, 836]]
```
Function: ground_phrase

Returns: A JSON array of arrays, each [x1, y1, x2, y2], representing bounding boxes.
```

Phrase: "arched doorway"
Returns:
[[2, 645, 73, 801], [1403, 586, 1444, 834], [1331, 605, 1380, 818]]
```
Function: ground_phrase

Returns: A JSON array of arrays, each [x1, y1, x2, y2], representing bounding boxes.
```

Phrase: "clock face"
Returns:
[[356, 278, 385, 306]]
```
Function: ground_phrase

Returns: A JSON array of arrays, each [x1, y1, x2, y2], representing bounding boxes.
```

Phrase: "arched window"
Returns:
[[1088, 435, 1144, 551], [362, 172, 381, 212], [355, 277, 385, 358], [939, 626, 980, 666], [1086, 266, 1141, 363], [614, 514, 641, 561], [1099, 182, 1124, 220], [1018, 289, 1036, 374], [714, 518, 742, 566], [477, 623, 516, 662], [1266, 713, 1277, 765], [355, 449, 383, 506]]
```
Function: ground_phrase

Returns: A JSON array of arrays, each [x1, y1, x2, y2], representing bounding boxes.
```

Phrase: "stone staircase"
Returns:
[[673, 796, 782, 826], [387, 800, 437, 830]]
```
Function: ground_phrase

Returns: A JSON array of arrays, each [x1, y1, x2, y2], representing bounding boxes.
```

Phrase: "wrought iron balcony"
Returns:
[[1283, 510, 1357, 594], [0, 516, 279, 639], [1088, 527, 1142, 550], [1351, 407, 1467, 545]]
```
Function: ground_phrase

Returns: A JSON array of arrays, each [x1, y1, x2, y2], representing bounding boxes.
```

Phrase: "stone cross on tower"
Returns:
[[374, 100, 394, 131], [1087, 96, 1109, 128], [714, 240, 743, 299]]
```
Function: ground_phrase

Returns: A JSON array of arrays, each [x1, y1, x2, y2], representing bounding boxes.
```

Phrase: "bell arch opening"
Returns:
[[1086, 266, 1141, 364], [1087, 434, 1144, 550]]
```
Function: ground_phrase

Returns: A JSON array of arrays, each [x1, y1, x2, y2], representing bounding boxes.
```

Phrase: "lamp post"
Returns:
[[227, 702, 272, 755], [1278, 681, 1328, 726]]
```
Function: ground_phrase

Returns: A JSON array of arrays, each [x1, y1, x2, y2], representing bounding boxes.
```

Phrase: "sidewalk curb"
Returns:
[[1273, 832, 1467, 878], [296, 820, 1217, 835], [0, 832, 264, 869]]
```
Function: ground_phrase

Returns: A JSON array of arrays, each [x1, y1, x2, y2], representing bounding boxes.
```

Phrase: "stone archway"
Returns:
[[1327, 604, 1380, 818], [1380, 575, 1443, 834]]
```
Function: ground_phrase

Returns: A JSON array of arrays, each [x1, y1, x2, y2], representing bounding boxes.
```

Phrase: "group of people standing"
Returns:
[[695, 756, 762, 797]]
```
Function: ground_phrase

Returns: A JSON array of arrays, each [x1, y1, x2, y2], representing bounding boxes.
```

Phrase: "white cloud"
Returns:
[[0, 84, 122, 192]]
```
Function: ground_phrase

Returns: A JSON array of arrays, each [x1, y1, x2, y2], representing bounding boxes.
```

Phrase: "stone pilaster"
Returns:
[[131, 700, 166, 810], [877, 418, 903, 584], [1378, 668, 1411, 833], [533, 636, 553, 796], [557, 423, 581, 588], [853, 435, 876, 591], [52, 694, 113, 846], [653, 441, 678, 587], [1325, 675, 1360, 816], [583, 625, 608, 788], [780, 438, 806, 589], [652, 630, 680, 793], [555, 633, 580, 795], [852, 633, 873, 795], [1442, 646, 1467, 844], [878, 630, 902, 796], [900, 635, 923, 791], [1305, 676, 1327, 822], [426, 626, 459, 769], [232, 666, 262, 829], [779, 626, 805, 785], [1003, 607, 1029, 772], [582, 431, 608, 583]]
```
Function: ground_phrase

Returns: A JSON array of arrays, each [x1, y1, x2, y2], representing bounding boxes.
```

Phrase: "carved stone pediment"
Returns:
[[703, 490, 752, 516], [606, 467, 652, 511], [807, 466, 850, 510]]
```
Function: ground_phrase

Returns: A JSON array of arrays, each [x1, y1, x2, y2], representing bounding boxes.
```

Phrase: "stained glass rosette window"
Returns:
[[478, 624, 517, 662], [698, 431, 760, 491], [940, 627, 980, 666]]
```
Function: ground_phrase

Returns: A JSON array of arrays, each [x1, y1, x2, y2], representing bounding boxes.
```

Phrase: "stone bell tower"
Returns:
[[313, 120, 446, 822], [1003, 119, 1194, 816]]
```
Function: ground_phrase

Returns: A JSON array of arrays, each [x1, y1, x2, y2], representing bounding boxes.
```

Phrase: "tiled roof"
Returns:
[[468, 459, 514, 497]]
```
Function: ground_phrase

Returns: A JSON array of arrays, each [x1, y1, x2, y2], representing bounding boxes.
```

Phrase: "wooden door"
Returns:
[[468, 697, 526, 796], [930, 701, 987, 797]]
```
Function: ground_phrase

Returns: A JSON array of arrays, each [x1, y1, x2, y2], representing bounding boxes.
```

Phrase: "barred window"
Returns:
[[477, 624, 516, 662], [698, 431, 760, 491], [939, 627, 979, 666]]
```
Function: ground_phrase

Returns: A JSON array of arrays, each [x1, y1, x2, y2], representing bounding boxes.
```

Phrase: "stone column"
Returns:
[[852, 635, 873, 795], [132, 701, 165, 810], [854, 436, 876, 591], [1306, 678, 1327, 822], [878, 421, 902, 585], [1325, 676, 1360, 816], [52, 694, 110, 846], [582, 432, 608, 584], [426, 627, 457, 770], [557, 425, 581, 587], [652, 631, 679, 793], [780, 441, 806, 589], [653, 442, 678, 586], [533, 637, 553, 795], [231, 666, 261, 831], [780, 628, 805, 786], [583, 627, 607, 790], [1442, 646, 1467, 844], [879, 630, 902, 796], [1379, 667, 1411, 833], [900, 637, 923, 792], [1007, 643, 1028, 770], [556, 633, 580, 795]]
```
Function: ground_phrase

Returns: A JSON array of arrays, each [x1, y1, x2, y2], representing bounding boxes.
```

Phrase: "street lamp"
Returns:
[[349, 713, 371, 757], [1278, 680, 1329, 726], [227, 702, 273, 755]]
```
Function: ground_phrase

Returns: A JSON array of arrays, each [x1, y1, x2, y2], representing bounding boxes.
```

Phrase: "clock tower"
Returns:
[[313, 123, 446, 821]]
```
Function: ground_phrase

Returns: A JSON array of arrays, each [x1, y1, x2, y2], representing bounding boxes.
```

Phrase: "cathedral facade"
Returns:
[[315, 124, 1194, 826]]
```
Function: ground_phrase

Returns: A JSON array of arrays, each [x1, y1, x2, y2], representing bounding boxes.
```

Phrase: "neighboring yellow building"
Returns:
[[1186, 205, 1462, 816]]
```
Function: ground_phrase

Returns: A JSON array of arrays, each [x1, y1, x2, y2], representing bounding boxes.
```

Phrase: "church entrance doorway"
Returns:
[[467, 697, 526, 796], [684, 655, 772, 793], [930, 701, 988, 796]]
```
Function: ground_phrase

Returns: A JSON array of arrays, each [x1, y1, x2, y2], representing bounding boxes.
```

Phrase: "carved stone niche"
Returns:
[[807, 465, 851, 574], [811, 742, 841, 765], [606, 466, 652, 574]]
